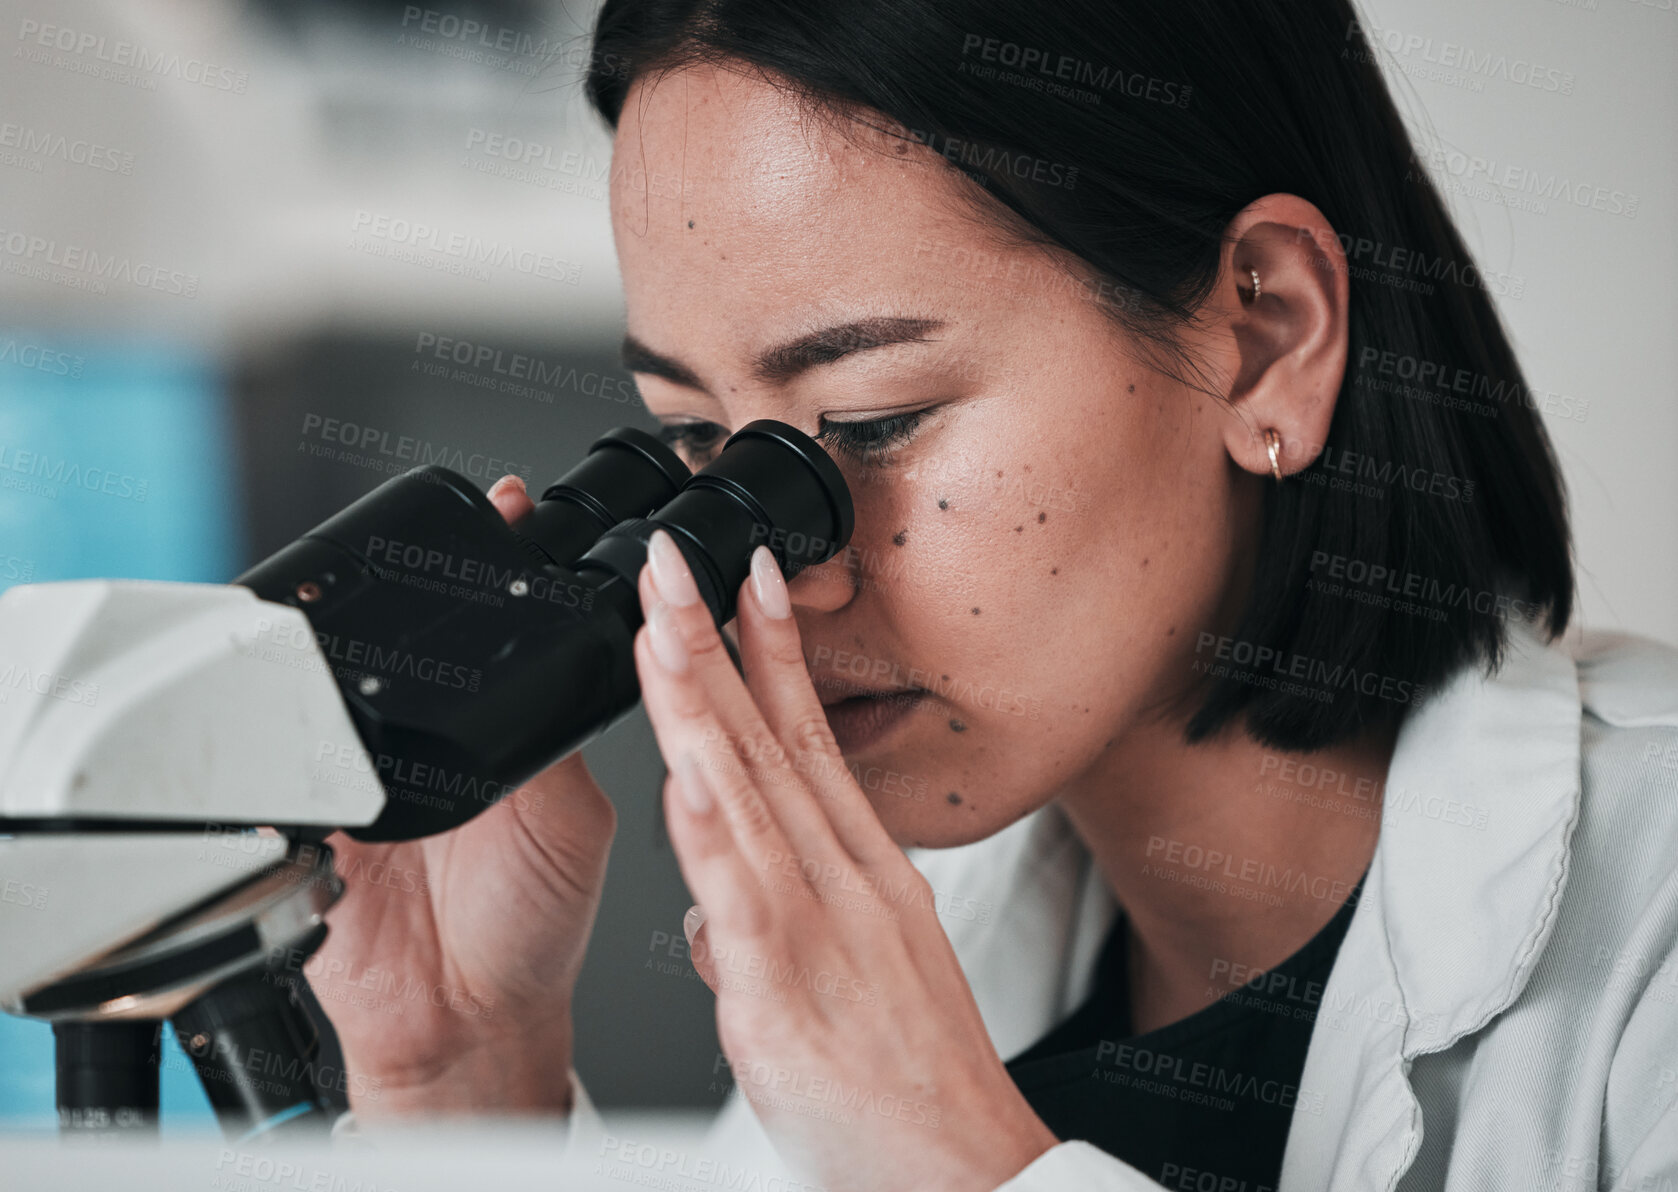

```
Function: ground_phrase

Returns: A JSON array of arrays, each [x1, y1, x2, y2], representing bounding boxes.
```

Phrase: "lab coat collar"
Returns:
[[1372, 616, 1583, 1055], [1283, 617, 1583, 1189]]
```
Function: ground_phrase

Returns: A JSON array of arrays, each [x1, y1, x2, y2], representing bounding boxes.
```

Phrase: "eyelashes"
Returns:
[[815, 408, 932, 465], [657, 408, 934, 469]]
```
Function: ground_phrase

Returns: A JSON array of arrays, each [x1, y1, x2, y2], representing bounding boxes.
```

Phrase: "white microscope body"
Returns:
[[0, 579, 381, 1022]]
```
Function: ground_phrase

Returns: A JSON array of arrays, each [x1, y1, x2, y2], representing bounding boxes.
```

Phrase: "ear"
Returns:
[[1205, 194, 1350, 478]]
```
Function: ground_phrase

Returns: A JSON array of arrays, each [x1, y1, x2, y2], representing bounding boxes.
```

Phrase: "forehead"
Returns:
[[607, 64, 1000, 333]]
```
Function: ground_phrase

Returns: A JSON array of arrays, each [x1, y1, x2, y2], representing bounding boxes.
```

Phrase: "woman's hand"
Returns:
[[633, 530, 1059, 1192], [304, 476, 616, 1120]]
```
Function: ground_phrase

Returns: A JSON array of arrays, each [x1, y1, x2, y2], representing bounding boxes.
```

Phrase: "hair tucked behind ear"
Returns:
[[583, 0, 1574, 752]]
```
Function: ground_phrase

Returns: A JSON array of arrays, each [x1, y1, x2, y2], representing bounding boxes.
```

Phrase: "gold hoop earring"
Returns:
[[1264, 428, 1283, 482]]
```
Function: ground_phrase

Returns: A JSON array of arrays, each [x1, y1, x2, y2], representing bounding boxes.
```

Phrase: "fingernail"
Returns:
[[683, 904, 707, 946], [647, 600, 689, 673], [749, 546, 791, 620], [487, 474, 527, 499], [648, 529, 702, 608], [675, 751, 713, 815]]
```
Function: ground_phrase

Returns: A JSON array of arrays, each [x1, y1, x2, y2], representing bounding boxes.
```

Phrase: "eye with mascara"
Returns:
[[815, 408, 933, 465]]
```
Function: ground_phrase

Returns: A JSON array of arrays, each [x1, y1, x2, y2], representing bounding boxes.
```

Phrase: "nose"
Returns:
[[787, 549, 855, 614]]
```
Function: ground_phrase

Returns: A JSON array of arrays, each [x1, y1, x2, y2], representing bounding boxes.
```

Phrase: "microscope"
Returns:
[[0, 420, 853, 1142]]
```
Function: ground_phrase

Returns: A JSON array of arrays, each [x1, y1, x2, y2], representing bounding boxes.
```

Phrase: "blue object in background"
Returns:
[[0, 333, 246, 1133]]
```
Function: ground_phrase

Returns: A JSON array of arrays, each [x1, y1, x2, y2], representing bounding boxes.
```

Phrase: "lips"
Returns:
[[811, 673, 926, 753], [812, 674, 919, 707]]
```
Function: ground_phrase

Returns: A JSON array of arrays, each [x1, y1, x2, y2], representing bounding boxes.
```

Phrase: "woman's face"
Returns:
[[611, 64, 1259, 849]]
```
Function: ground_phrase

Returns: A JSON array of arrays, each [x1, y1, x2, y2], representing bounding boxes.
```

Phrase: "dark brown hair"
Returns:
[[583, 0, 1573, 751]]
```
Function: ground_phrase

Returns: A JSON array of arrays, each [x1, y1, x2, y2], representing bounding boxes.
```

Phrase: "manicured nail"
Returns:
[[675, 751, 713, 814], [648, 529, 702, 608], [683, 904, 707, 946], [749, 546, 791, 620], [487, 474, 527, 499], [646, 599, 689, 673]]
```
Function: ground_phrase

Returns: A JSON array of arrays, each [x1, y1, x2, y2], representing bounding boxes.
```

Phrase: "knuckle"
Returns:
[[701, 915, 775, 988], [909, 870, 935, 903], [667, 685, 713, 722], [561, 778, 619, 845], [695, 722, 733, 757], [723, 786, 780, 842], [761, 630, 807, 672], [887, 866, 934, 908], [742, 730, 790, 771], [731, 895, 778, 942], [789, 714, 840, 760], [687, 626, 732, 666], [589, 789, 619, 841]]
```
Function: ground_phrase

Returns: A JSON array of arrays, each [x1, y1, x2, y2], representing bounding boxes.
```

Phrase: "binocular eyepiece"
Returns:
[[235, 419, 853, 841], [515, 420, 853, 626]]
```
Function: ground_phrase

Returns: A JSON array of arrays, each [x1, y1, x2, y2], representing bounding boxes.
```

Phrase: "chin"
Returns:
[[866, 788, 1038, 852]]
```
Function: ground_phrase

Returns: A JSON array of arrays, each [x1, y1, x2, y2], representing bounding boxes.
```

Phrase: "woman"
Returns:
[[308, 1, 1678, 1188]]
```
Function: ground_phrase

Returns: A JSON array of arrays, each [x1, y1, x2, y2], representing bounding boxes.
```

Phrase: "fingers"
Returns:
[[487, 474, 532, 523], [659, 746, 776, 951], [683, 904, 708, 948], [634, 608, 800, 879], [683, 906, 718, 993], [736, 546, 897, 866], [635, 534, 846, 872]]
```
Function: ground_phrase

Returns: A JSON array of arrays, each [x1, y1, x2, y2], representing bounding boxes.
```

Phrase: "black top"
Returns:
[[1005, 874, 1366, 1191]]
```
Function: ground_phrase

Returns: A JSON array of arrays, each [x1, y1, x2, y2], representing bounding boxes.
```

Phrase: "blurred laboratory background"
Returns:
[[0, 0, 1674, 1131]]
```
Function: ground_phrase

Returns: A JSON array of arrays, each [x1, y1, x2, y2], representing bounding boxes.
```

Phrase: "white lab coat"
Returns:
[[357, 618, 1678, 1190]]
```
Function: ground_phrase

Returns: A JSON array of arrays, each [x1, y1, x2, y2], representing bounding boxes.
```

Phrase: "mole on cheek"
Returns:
[[949, 718, 967, 732], [970, 607, 980, 615], [1038, 512, 1046, 523], [687, 220, 695, 229], [1050, 567, 1059, 575], [947, 791, 963, 805], [938, 497, 949, 510], [892, 530, 907, 546], [1127, 384, 1135, 393]]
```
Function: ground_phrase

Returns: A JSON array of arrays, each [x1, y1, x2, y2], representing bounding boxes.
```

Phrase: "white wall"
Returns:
[[1356, 0, 1678, 645]]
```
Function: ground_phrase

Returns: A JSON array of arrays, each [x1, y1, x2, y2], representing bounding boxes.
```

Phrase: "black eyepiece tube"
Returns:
[[575, 419, 855, 626], [510, 427, 691, 569]]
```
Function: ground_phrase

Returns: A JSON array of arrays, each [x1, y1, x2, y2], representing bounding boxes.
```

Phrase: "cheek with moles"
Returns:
[[609, 65, 1242, 848], [829, 366, 1238, 849]]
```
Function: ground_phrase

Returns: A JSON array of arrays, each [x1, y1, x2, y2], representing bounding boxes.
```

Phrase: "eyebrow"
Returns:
[[620, 315, 944, 390]]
